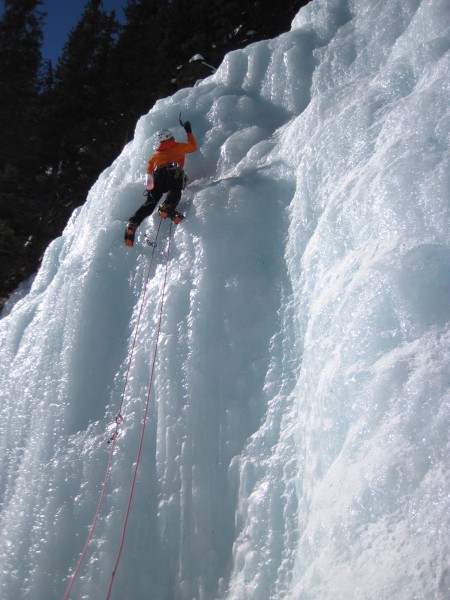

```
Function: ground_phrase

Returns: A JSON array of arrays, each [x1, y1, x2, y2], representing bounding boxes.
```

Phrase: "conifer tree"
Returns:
[[0, 0, 44, 171], [0, 0, 45, 304], [109, 0, 171, 145], [42, 0, 119, 208]]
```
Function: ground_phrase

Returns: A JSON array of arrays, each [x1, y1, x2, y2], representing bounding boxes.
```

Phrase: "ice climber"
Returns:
[[124, 119, 198, 246]]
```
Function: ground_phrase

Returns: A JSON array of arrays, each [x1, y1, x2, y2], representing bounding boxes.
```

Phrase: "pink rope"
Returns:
[[105, 223, 174, 599], [62, 219, 163, 600]]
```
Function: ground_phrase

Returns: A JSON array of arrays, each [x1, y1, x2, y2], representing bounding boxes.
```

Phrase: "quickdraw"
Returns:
[[107, 413, 124, 444]]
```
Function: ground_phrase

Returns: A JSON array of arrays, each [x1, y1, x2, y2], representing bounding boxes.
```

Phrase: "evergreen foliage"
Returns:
[[0, 0, 309, 308], [0, 0, 46, 301], [40, 0, 119, 210], [0, 0, 44, 170]]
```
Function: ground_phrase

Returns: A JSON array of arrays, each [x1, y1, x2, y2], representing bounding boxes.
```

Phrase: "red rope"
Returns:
[[62, 219, 163, 600], [116, 218, 164, 424], [105, 222, 174, 599]]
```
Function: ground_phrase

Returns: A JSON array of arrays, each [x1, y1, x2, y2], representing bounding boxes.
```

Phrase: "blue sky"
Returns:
[[41, 0, 125, 62], [0, 0, 125, 63]]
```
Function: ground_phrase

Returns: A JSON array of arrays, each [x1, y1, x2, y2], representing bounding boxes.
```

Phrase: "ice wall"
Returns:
[[0, 0, 449, 599]]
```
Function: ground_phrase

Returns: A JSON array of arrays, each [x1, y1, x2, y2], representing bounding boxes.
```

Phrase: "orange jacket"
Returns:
[[147, 132, 198, 175]]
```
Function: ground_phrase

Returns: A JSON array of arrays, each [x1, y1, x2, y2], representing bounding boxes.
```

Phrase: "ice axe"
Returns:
[[179, 111, 193, 136], [179, 111, 187, 128]]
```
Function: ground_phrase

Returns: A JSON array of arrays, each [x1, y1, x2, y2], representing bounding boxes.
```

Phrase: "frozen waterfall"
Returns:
[[0, 0, 449, 598]]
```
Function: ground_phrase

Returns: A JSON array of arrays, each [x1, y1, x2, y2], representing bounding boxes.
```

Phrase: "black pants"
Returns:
[[129, 166, 184, 226]]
